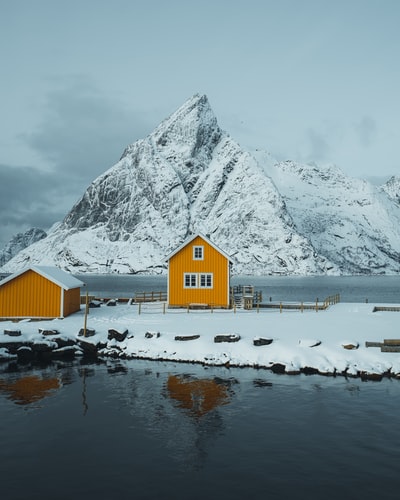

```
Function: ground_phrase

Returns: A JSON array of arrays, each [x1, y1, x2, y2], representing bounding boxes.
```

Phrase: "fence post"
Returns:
[[280, 302, 282, 314], [316, 299, 318, 312], [187, 304, 190, 313], [138, 302, 141, 315], [163, 302, 166, 314], [301, 301, 303, 313]]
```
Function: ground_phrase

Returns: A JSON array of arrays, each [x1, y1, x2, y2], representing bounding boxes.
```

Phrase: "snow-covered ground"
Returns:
[[1, 301, 400, 379]]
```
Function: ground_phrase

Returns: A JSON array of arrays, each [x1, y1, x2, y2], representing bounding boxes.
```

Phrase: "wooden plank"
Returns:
[[381, 345, 400, 352], [365, 341, 383, 348], [383, 339, 400, 346]]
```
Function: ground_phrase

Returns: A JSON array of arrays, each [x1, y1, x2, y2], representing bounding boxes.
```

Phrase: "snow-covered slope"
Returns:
[[381, 176, 400, 205], [0, 228, 47, 267], [2, 95, 332, 275], [2, 94, 400, 275], [258, 156, 400, 274]]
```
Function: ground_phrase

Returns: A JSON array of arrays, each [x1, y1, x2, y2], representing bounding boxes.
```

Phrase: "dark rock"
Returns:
[[78, 340, 98, 357], [360, 371, 383, 381], [50, 347, 77, 359], [16, 346, 34, 362], [31, 342, 55, 353], [253, 379, 273, 387], [108, 329, 129, 342], [253, 337, 273, 346], [89, 300, 102, 308], [78, 328, 96, 337], [214, 334, 240, 343], [270, 363, 286, 374], [301, 366, 320, 375], [174, 335, 200, 341], [54, 337, 76, 349], [145, 331, 160, 339], [0, 341, 29, 354], [4, 329, 21, 337], [38, 328, 60, 336]]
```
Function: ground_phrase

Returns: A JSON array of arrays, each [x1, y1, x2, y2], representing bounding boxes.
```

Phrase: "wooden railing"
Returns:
[[263, 293, 340, 312], [134, 291, 167, 302]]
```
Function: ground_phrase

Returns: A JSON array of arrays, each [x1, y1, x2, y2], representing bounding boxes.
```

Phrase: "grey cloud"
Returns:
[[306, 128, 330, 161], [0, 164, 66, 246], [1, 79, 154, 248], [23, 78, 153, 186], [355, 115, 376, 147]]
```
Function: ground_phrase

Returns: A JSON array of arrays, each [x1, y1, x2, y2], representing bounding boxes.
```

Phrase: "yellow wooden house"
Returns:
[[0, 266, 85, 319], [166, 233, 232, 308]]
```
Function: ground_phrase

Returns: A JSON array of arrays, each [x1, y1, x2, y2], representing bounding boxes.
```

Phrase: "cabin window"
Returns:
[[183, 273, 213, 289], [199, 273, 213, 288], [184, 273, 197, 288], [193, 246, 204, 260]]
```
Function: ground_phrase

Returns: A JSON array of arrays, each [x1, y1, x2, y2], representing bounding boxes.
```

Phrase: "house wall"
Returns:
[[0, 270, 61, 318], [168, 235, 230, 307], [63, 287, 81, 317]]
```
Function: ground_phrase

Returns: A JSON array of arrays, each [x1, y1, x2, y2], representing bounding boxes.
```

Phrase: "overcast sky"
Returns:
[[1, 0, 399, 248]]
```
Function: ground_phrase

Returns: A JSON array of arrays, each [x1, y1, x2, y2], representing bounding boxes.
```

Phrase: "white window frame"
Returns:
[[184, 273, 197, 288], [199, 273, 213, 288], [193, 245, 204, 261], [183, 272, 213, 289]]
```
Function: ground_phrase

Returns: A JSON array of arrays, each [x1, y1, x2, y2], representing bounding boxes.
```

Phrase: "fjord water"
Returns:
[[78, 274, 400, 303], [1, 360, 400, 500], [1, 276, 400, 499]]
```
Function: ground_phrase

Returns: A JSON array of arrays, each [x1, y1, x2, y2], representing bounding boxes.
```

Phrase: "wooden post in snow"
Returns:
[[83, 291, 89, 337]]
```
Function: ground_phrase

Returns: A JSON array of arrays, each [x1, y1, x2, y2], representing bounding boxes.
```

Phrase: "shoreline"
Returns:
[[1, 302, 400, 381]]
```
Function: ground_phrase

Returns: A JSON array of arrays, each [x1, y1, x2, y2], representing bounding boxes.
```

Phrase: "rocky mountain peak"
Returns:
[[381, 176, 400, 204], [0, 228, 47, 267], [2, 95, 400, 276]]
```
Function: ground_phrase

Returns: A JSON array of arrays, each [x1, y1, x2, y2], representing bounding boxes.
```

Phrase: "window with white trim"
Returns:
[[193, 245, 204, 260], [184, 273, 197, 288], [199, 273, 213, 288]]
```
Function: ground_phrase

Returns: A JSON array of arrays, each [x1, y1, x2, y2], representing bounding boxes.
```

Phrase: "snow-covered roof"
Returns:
[[0, 266, 85, 290], [165, 233, 233, 263]]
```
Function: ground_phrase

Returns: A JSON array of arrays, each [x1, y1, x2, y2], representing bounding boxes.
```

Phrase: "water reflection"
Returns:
[[0, 374, 60, 405], [166, 374, 232, 417]]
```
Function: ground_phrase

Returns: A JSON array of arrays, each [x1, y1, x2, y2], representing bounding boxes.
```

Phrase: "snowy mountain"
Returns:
[[381, 176, 400, 205], [0, 228, 47, 267], [2, 94, 400, 275], [257, 156, 400, 274]]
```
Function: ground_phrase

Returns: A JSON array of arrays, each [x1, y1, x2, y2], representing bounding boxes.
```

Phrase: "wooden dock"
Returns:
[[372, 306, 400, 312]]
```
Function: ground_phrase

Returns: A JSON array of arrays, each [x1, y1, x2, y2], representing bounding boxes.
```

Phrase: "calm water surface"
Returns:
[[78, 274, 400, 303], [2, 276, 400, 499], [1, 359, 400, 500]]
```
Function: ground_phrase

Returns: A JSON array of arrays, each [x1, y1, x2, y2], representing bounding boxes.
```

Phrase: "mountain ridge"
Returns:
[[2, 94, 400, 275]]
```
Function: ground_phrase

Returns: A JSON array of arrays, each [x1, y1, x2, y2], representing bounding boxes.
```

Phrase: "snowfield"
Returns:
[[1, 301, 400, 379]]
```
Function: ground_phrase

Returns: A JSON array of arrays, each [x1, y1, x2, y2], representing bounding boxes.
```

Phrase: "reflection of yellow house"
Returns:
[[167, 375, 229, 417], [0, 375, 60, 405], [166, 233, 232, 308], [0, 266, 84, 319]]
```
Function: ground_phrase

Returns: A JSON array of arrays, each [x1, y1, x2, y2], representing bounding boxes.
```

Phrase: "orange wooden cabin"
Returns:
[[166, 233, 232, 308], [0, 266, 84, 319]]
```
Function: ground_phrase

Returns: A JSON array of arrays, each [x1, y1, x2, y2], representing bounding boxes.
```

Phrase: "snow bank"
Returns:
[[1, 302, 400, 379]]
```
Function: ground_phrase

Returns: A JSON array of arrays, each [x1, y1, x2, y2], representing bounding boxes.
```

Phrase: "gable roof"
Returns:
[[165, 233, 233, 263], [0, 266, 85, 290]]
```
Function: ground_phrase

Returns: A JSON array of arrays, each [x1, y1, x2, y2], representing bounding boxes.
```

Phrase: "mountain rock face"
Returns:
[[1, 95, 333, 275], [2, 94, 400, 275], [0, 228, 47, 267], [381, 176, 400, 205], [258, 157, 400, 274]]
